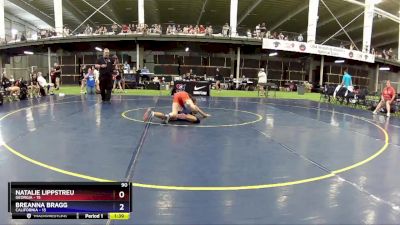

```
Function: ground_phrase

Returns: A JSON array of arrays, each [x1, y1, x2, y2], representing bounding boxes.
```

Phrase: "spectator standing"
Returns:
[[111, 23, 118, 34], [260, 23, 266, 38], [80, 65, 87, 94], [265, 30, 271, 39], [247, 29, 252, 38], [63, 26, 70, 36], [189, 25, 195, 34], [297, 33, 303, 42], [101, 26, 107, 34], [171, 25, 177, 34], [122, 24, 129, 33], [84, 24, 92, 35], [222, 23, 230, 37], [214, 68, 223, 92], [183, 26, 189, 34], [199, 25, 206, 34], [124, 61, 131, 73], [166, 25, 172, 34], [176, 25, 182, 33], [257, 68, 267, 96], [52, 63, 61, 90], [388, 48, 393, 59], [85, 68, 96, 95], [130, 24, 136, 33], [113, 69, 123, 93], [205, 26, 212, 36], [93, 67, 100, 93]]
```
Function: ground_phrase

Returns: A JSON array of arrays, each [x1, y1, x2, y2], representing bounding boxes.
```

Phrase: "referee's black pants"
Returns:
[[99, 76, 113, 102]]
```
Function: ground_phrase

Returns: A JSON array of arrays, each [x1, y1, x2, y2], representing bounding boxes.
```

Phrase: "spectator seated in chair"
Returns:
[[18, 79, 28, 100], [2, 74, 12, 92], [373, 80, 396, 117], [333, 85, 354, 104], [28, 73, 40, 98], [37, 72, 54, 96], [2, 74, 19, 101], [6, 80, 21, 100]]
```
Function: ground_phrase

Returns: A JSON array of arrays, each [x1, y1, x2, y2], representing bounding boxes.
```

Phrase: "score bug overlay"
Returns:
[[8, 182, 131, 220]]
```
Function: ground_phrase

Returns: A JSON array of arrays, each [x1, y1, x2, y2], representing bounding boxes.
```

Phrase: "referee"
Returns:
[[95, 48, 114, 103]]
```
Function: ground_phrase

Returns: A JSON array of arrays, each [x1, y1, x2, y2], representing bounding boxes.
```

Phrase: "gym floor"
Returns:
[[1, 94, 400, 224]]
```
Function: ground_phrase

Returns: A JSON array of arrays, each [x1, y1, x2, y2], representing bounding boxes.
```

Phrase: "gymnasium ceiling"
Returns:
[[4, 0, 400, 49]]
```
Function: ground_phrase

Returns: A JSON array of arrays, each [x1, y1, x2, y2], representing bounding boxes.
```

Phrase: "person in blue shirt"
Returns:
[[85, 68, 96, 95], [341, 67, 352, 88]]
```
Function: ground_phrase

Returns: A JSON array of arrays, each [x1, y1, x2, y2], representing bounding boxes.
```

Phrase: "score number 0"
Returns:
[[119, 183, 128, 211]]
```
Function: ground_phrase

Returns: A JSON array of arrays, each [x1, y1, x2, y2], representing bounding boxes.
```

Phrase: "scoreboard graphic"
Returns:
[[8, 182, 131, 220]]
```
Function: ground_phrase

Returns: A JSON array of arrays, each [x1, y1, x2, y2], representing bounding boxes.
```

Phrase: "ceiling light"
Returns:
[[24, 51, 34, 55], [269, 52, 278, 57], [185, 47, 190, 52], [334, 59, 345, 63], [379, 66, 390, 71], [95, 47, 103, 51]]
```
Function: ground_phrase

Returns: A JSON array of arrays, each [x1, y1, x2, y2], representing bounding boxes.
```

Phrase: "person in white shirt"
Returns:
[[265, 31, 271, 39], [37, 72, 54, 95], [255, 24, 261, 38], [93, 67, 100, 93], [171, 25, 176, 34], [206, 26, 213, 36], [297, 34, 303, 42], [257, 68, 267, 96], [84, 24, 92, 35], [222, 23, 230, 37], [123, 62, 130, 73], [247, 29, 252, 38]]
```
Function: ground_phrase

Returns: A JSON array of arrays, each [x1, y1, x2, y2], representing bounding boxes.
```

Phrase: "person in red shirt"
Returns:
[[373, 80, 396, 117], [143, 91, 210, 123], [122, 24, 129, 33], [199, 25, 206, 34]]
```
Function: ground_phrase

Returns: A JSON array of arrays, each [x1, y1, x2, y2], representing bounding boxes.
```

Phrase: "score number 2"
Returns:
[[118, 183, 129, 211], [118, 190, 125, 211]]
